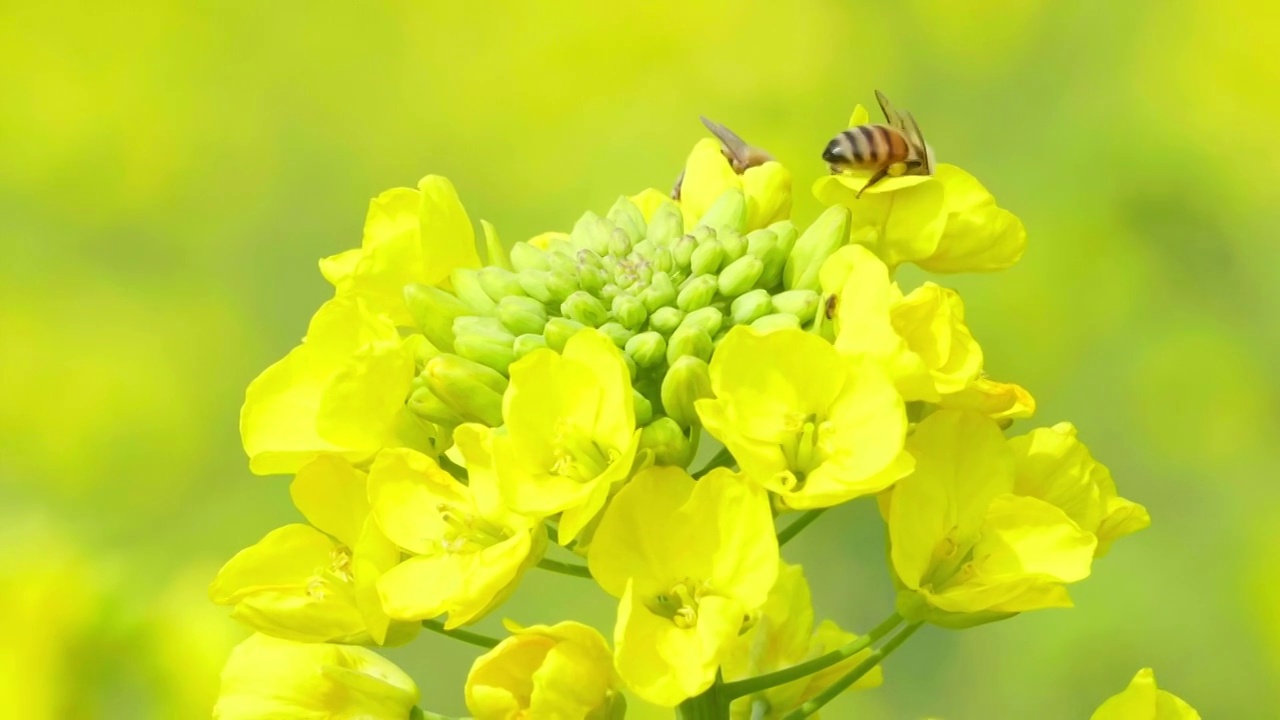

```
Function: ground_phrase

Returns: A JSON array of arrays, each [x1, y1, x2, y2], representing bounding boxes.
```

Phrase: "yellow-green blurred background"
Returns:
[[3, 1, 1277, 717]]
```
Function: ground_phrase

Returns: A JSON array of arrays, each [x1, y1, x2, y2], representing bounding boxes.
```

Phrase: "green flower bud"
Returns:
[[730, 289, 773, 326], [544, 317, 585, 352], [622, 352, 638, 381], [631, 239, 657, 263], [597, 321, 634, 348], [576, 248, 605, 271], [509, 241, 550, 272], [561, 290, 609, 327], [666, 324, 713, 365], [607, 196, 647, 243], [719, 230, 747, 263], [639, 271, 676, 312], [635, 263, 654, 285], [745, 228, 789, 288], [578, 263, 608, 295], [661, 355, 713, 429], [717, 255, 764, 297], [546, 270, 580, 303], [771, 289, 821, 324], [513, 333, 548, 359], [638, 416, 693, 466], [481, 219, 511, 271], [652, 247, 674, 274], [570, 211, 613, 256], [645, 201, 683, 246], [497, 296, 548, 336], [672, 235, 697, 271], [612, 294, 648, 330], [746, 228, 777, 260], [677, 275, 718, 312], [453, 315, 510, 338], [625, 331, 666, 368], [547, 250, 579, 276], [784, 205, 850, 292], [404, 334, 443, 370], [452, 318, 516, 374], [424, 354, 506, 427], [649, 306, 684, 335], [478, 266, 525, 302], [608, 228, 633, 257], [690, 225, 715, 244], [690, 239, 724, 276], [517, 270, 555, 304], [599, 283, 622, 305], [698, 188, 747, 234], [404, 283, 471, 352], [450, 268, 498, 314], [769, 220, 799, 254], [633, 392, 655, 426], [407, 385, 464, 426], [680, 306, 724, 337], [750, 313, 802, 332]]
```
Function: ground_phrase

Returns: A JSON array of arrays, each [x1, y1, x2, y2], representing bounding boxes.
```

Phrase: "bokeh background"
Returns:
[[3, 1, 1277, 717]]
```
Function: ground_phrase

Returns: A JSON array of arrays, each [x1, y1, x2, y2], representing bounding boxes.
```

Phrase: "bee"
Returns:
[[672, 116, 774, 200], [822, 90, 935, 198]]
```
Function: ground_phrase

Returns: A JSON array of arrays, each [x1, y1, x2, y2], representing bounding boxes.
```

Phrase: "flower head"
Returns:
[[213, 633, 419, 720], [587, 467, 779, 706], [370, 442, 546, 628], [465, 620, 624, 720], [1091, 668, 1201, 720], [209, 455, 414, 645], [697, 325, 913, 509], [675, 137, 792, 232]]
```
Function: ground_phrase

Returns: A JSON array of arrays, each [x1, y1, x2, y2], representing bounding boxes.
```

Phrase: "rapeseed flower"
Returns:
[[1091, 668, 1201, 720]]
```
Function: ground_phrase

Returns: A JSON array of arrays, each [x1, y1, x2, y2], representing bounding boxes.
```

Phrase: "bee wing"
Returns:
[[903, 110, 933, 174], [874, 90, 907, 131], [699, 116, 754, 162]]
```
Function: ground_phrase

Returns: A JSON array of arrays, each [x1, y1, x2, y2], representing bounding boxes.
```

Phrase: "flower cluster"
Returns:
[[210, 102, 1184, 719]]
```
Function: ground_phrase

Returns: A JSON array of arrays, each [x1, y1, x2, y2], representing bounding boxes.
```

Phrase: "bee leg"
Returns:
[[855, 168, 891, 198]]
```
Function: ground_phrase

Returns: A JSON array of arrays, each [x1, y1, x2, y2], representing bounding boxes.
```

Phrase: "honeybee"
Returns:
[[672, 116, 774, 200], [822, 90, 935, 198]]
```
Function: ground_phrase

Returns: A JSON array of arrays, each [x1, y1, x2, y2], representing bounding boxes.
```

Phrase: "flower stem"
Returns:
[[780, 621, 924, 720], [776, 508, 828, 546], [695, 444, 735, 477], [722, 612, 902, 700], [421, 619, 501, 649], [676, 673, 731, 719], [537, 557, 593, 579]]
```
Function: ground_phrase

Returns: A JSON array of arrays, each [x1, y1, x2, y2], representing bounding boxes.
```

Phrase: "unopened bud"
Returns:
[[497, 296, 548, 336], [407, 385, 464, 426], [561, 291, 609, 327], [513, 333, 548, 359], [622, 352, 637, 381], [608, 228, 633, 258], [597, 321, 635, 348], [645, 201, 684, 246], [404, 283, 471, 352], [625, 331, 667, 369], [612, 294, 648, 330], [784, 205, 850, 292], [482, 220, 511, 270], [546, 270, 580, 303], [672, 235, 697, 270], [404, 334, 442, 370], [677, 275, 718, 312], [517, 270, 555, 304], [599, 283, 622, 305], [578, 263, 608, 295], [698, 188, 747, 234], [478, 266, 525, 302], [717, 255, 764, 297], [570, 211, 613, 256], [452, 318, 516, 374], [607, 196, 647, 243], [649, 307, 684, 335], [639, 272, 677, 312], [666, 324, 713, 365], [638, 416, 693, 466], [771, 289, 820, 324], [510, 241, 550, 272], [690, 240, 724, 276], [746, 228, 788, 289], [450, 268, 498, 314], [730, 289, 773, 325], [680, 306, 724, 337], [750, 313, 802, 332], [661, 356, 713, 429], [652, 247, 674, 273], [547, 250, 579, 276], [544, 317, 585, 352], [633, 392, 655, 426], [424, 354, 507, 427], [719, 230, 746, 263]]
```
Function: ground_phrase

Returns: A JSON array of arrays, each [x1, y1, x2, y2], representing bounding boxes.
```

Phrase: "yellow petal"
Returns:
[[890, 283, 984, 396], [919, 165, 1026, 274], [680, 138, 742, 224], [1091, 668, 1200, 720], [614, 579, 689, 707], [315, 337, 416, 451], [678, 469, 778, 608], [587, 466, 696, 598], [418, 175, 482, 287], [630, 187, 674, 221], [367, 447, 465, 555], [812, 175, 946, 271], [377, 553, 461, 621], [209, 524, 333, 605], [741, 162, 793, 230], [288, 455, 369, 548], [318, 247, 362, 291]]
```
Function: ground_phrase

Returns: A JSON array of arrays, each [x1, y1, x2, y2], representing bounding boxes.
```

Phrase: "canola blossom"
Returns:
[[211, 102, 1180, 718]]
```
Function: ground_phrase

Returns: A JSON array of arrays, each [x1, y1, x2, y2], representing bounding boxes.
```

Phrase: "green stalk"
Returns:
[[776, 508, 828, 546], [421, 618, 501, 649], [721, 612, 902, 700], [694, 445, 735, 477], [537, 557, 593, 579], [781, 622, 924, 719]]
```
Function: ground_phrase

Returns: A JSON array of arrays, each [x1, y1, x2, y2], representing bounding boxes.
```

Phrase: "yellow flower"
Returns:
[[213, 633, 419, 720], [239, 296, 426, 475], [677, 138, 792, 231], [465, 620, 624, 720], [209, 455, 414, 646], [884, 410, 1097, 628], [723, 563, 880, 720], [1010, 422, 1150, 557], [1091, 668, 1201, 720], [696, 326, 913, 509], [319, 175, 483, 325], [492, 329, 641, 545], [587, 467, 778, 707], [936, 375, 1036, 426], [370, 441, 545, 629], [812, 106, 1025, 274]]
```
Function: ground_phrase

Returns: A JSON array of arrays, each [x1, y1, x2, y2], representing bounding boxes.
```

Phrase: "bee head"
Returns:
[[821, 138, 846, 164]]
